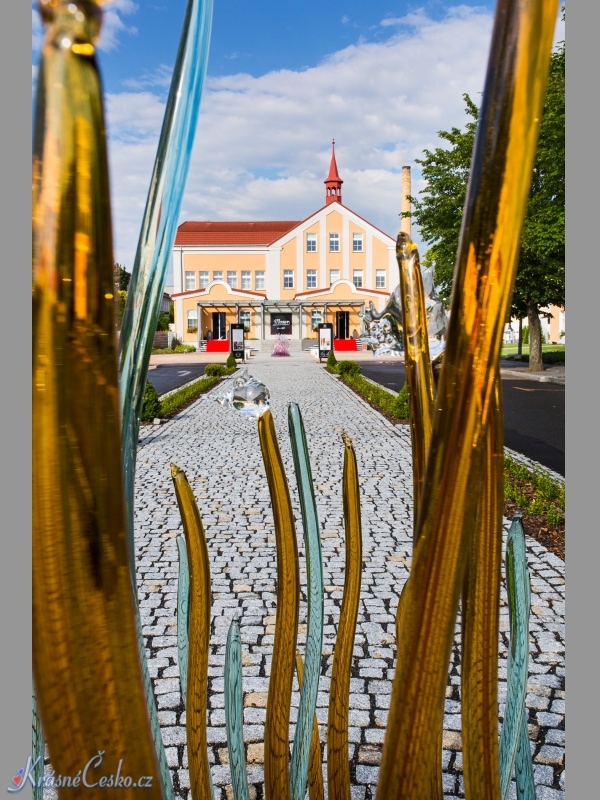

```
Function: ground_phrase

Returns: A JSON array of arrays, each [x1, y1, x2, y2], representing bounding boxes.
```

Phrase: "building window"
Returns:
[[255, 271, 265, 290], [198, 271, 209, 289], [213, 270, 223, 282], [307, 269, 317, 289], [353, 269, 363, 288], [352, 233, 363, 252], [329, 233, 340, 252], [283, 270, 294, 289], [330, 269, 340, 285], [375, 269, 386, 289], [186, 309, 198, 333], [227, 271, 237, 289], [311, 309, 322, 331], [306, 233, 317, 252], [240, 309, 252, 332], [241, 270, 251, 290], [185, 271, 195, 291]]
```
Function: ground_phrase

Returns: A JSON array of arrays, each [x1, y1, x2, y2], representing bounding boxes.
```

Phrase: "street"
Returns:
[[147, 358, 565, 477], [357, 360, 565, 476]]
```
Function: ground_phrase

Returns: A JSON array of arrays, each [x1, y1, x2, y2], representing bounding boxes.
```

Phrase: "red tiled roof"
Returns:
[[174, 221, 301, 246]]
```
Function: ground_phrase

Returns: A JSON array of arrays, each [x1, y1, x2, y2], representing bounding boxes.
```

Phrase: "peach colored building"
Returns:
[[171, 143, 396, 347]]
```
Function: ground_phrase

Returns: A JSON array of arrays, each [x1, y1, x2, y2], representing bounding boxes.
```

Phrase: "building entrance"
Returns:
[[336, 310, 349, 339], [212, 311, 226, 340]]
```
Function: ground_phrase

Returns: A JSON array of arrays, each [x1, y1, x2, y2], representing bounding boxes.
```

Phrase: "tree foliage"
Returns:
[[113, 263, 131, 292], [407, 94, 479, 303], [407, 28, 564, 370]]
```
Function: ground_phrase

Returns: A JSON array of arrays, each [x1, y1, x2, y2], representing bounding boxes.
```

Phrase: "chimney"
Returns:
[[401, 165, 411, 236]]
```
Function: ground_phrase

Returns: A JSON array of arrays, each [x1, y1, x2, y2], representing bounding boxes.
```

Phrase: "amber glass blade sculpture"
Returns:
[[257, 411, 300, 800], [376, 1, 560, 797], [395, 233, 435, 525], [327, 434, 362, 800], [32, 1, 163, 796], [460, 376, 504, 798], [170, 464, 215, 800]]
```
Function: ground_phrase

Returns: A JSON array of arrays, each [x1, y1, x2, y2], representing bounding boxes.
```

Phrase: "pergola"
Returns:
[[195, 299, 367, 341]]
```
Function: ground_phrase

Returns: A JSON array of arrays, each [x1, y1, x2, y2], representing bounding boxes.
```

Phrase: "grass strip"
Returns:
[[329, 368, 409, 421], [159, 376, 221, 417], [503, 455, 565, 528], [327, 365, 564, 541]]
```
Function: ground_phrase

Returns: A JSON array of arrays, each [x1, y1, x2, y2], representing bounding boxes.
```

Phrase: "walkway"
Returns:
[[135, 350, 565, 799]]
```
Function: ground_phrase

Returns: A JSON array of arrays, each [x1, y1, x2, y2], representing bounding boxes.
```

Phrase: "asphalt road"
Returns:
[[147, 364, 208, 395], [148, 360, 565, 476], [358, 361, 565, 476]]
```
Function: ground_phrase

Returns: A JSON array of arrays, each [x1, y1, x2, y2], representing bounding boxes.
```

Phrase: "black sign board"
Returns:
[[230, 323, 245, 359], [318, 323, 334, 362], [270, 313, 292, 335]]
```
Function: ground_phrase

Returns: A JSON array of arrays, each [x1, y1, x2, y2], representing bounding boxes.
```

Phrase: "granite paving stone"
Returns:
[[127, 351, 565, 799]]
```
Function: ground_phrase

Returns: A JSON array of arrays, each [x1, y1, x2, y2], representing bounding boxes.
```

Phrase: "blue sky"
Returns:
[[32, 1, 564, 280]]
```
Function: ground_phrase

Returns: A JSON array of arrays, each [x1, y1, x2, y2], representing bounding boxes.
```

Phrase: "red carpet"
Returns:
[[333, 339, 358, 352], [206, 340, 230, 353]]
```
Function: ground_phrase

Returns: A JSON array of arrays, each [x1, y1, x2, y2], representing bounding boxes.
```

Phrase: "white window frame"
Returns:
[[353, 269, 364, 288], [227, 270, 238, 289], [329, 233, 340, 253], [213, 270, 223, 282], [283, 270, 294, 289], [239, 309, 252, 332], [185, 271, 196, 291], [306, 269, 317, 289], [241, 270, 251, 290], [255, 271, 265, 290], [352, 233, 364, 253], [306, 233, 317, 252], [310, 309, 322, 330], [375, 269, 386, 289], [330, 269, 340, 285], [199, 271, 209, 289], [186, 309, 198, 333]]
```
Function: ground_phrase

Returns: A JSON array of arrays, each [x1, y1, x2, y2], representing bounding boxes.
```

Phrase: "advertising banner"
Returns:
[[230, 323, 245, 359], [318, 323, 334, 362], [270, 313, 292, 335]]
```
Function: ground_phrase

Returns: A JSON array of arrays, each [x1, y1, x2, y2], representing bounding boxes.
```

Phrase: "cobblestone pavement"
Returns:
[[134, 352, 565, 799]]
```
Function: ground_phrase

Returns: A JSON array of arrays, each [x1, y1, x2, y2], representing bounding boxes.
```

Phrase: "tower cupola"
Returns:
[[324, 140, 343, 205]]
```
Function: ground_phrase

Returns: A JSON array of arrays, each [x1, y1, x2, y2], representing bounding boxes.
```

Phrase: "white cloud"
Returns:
[[97, 0, 139, 52], [84, 6, 565, 276]]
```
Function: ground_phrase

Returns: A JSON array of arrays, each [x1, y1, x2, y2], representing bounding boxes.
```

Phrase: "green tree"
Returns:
[[407, 93, 479, 302], [408, 31, 564, 372], [156, 312, 170, 331], [115, 289, 128, 328], [113, 263, 131, 292]]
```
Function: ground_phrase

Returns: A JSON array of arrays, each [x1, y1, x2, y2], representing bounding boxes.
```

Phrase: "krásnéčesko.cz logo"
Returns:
[[8, 752, 154, 791]]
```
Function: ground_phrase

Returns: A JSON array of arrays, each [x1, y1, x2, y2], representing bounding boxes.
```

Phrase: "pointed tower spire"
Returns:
[[324, 139, 343, 205]]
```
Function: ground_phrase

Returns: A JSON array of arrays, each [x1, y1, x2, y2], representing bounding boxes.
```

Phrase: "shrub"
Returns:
[[226, 352, 237, 369], [141, 380, 161, 421], [391, 383, 410, 419], [174, 344, 196, 353], [204, 364, 227, 377], [326, 350, 338, 371], [337, 360, 361, 377]]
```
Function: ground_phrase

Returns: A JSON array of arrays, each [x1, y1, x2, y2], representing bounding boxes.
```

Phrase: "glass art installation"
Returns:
[[215, 369, 271, 417], [271, 334, 292, 356], [31, 0, 559, 798], [360, 261, 448, 358]]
